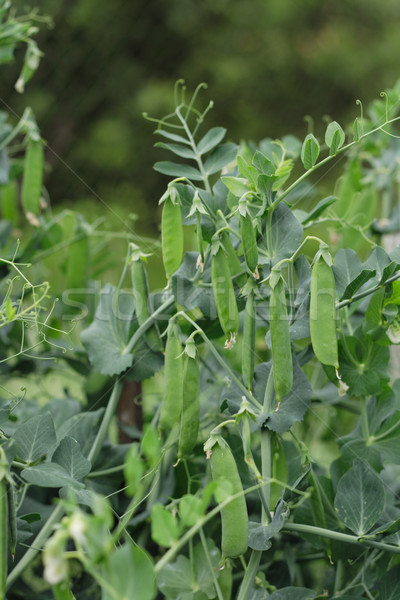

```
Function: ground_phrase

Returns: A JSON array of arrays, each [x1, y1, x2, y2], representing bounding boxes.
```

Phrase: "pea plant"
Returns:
[[4, 76, 400, 600]]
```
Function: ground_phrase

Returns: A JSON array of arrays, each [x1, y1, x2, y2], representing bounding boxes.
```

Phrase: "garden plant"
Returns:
[[4, 3, 400, 599]]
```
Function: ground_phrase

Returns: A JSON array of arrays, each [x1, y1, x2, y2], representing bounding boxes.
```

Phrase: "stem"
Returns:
[[6, 503, 65, 589], [236, 550, 262, 600], [333, 560, 344, 596], [284, 522, 400, 554], [175, 311, 263, 411], [124, 296, 175, 354], [199, 528, 224, 600], [275, 114, 400, 207], [337, 272, 400, 309], [87, 379, 124, 465], [360, 397, 370, 442]]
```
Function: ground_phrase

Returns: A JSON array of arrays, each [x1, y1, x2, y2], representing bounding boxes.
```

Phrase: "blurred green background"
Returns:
[[2, 0, 400, 237]]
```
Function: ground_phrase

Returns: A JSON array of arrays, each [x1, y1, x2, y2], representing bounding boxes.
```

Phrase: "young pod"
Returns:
[[242, 291, 256, 391], [0, 477, 8, 600], [178, 355, 200, 458], [221, 232, 247, 288], [270, 277, 293, 403], [209, 439, 249, 559], [211, 246, 239, 347], [240, 214, 258, 275], [159, 323, 184, 432], [131, 258, 162, 351], [21, 138, 44, 216], [310, 255, 339, 368], [161, 196, 184, 280]]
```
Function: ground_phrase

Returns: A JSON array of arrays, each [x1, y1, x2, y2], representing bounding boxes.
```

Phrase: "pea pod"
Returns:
[[240, 214, 258, 275], [178, 355, 200, 458], [310, 254, 338, 368], [211, 246, 239, 347], [0, 476, 8, 600], [21, 138, 44, 216], [159, 322, 184, 432], [161, 196, 184, 280], [221, 232, 247, 287], [131, 257, 162, 351], [7, 481, 16, 560], [209, 439, 248, 559], [242, 291, 256, 390], [270, 277, 293, 403], [218, 562, 233, 599]]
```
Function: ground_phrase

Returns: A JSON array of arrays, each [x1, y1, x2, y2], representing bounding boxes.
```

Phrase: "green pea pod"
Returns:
[[211, 246, 239, 347], [270, 278, 293, 403], [209, 439, 249, 559], [21, 138, 44, 216], [0, 477, 8, 600], [221, 232, 247, 287], [242, 291, 256, 390], [241, 214, 258, 274], [162, 197, 184, 280], [7, 481, 16, 560], [159, 322, 184, 432], [310, 255, 338, 368], [178, 355, 200, 458], [131, 258, 162, 351], [218, 562, 233, 599], [0, 180, 19, 226]]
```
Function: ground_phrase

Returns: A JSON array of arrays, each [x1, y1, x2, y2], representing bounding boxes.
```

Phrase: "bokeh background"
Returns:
[[2, 0, 400, 237]]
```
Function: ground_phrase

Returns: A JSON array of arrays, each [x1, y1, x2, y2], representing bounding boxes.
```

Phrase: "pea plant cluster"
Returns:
[[3, 36, 400, 600]]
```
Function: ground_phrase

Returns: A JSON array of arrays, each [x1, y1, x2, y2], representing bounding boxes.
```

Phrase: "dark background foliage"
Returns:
[[2, 0, 400, 234]]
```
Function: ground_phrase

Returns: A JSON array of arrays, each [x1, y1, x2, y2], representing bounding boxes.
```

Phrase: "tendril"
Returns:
[[380, 91, 389, 122], [304, 115, 314, 135]]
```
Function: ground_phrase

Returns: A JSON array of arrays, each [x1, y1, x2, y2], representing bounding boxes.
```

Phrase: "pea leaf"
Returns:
[[379, 565, 400, 600], [332, 248, 376, 300], [325, 121, 345, 155], [297, 195, 337, 224], [81, 284, 134, 376], [248, 501, 289, 551], [56, 409, 104, 458], [203, 143, 238, 175], [197, 126, 226, 154], [301, 134, 320, 169], [21, 463, 85, 489], [101, 544, 156, 600], [154, 161, 203, 181], [151, 504, 179, 547], [155, 142, 196, 159], [221, 176, 252, 197], [179, 494, 205, 527], [171, 252, 217, 317], [267, 202, 303, 263], [252, 150, 275, 175], [154, 129, 191, 145], [52, 436, 91, 481], [13, 413, 56, 463], [334, 459, 384, 536]]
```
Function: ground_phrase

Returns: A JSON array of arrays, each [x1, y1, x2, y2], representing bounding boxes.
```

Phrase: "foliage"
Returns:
[[4, 3, 400, 597]]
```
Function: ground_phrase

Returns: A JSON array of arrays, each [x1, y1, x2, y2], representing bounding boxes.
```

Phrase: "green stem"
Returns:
[[124, 296, 175, 354], [333, 560, 344, 596], [284, 522, 400, 554], [337, 272, 400, 309], [199, 528, 224, 600], [6, 503, 65, 589], [175, 311, 263, 411], [87, 379, 124, 465], [237, 550, 262, 600], [275, 114, 400, 208], [360, 397, 370, 442]]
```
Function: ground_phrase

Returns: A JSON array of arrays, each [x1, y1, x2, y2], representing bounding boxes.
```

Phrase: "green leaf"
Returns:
[[268, 203, 303, 263], [101, 544, 156, 600], [325, 121, 345, 155], [334, 459, 384, 536], [332, 248, 376, 300], [151, 504, 179, 547], [203, 143, 238, 175], [81, 284, 134, 376], [248, 502, 288, 550], [171, 252, 217, 318], [14, 413, 56, 463], [252, 151, 275, 175], [123, 443, 144, 497], [221, 176, 251, 197], [56, 409, 104, 458], [154, 129, 191, 145], [21, 463, 85, 489], [379, 565, 400, 600], [298, 196, 337, 224], [365, 246, 399, 285], [268, 588, 316, 600], [154, 161, 203, 181], [197, 127, 226, 155], [300, 134, 320, 169], [52, 437, 91, 481], [155, 142, 196, 159], [179, 494, 205, 528]]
